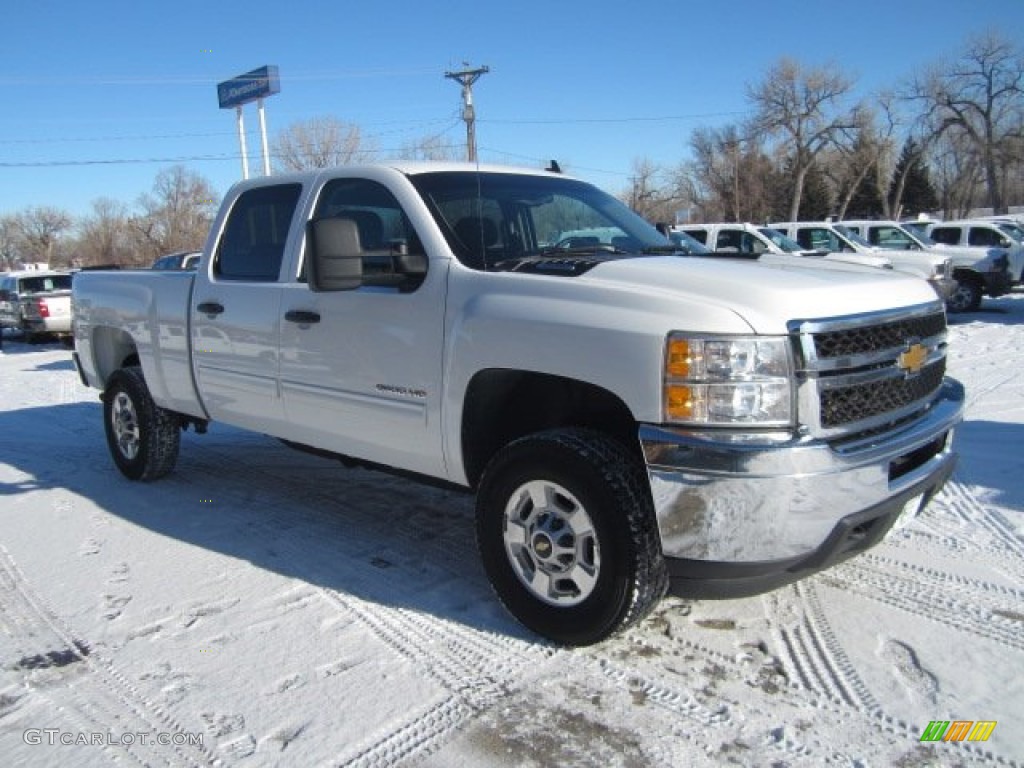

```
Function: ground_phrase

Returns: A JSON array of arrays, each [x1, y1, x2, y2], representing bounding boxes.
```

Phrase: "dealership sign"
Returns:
[[217, 66, 281, 110]]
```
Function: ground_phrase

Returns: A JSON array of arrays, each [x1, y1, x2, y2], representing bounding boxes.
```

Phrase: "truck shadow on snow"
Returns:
[[0, 401, 533, 642], [952, 419, 1024, 512]]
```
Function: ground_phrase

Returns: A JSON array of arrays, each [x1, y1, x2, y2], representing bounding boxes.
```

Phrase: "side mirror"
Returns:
[[307, 218, 364, 292]]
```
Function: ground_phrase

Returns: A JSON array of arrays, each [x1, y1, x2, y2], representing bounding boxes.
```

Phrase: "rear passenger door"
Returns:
[[191, 183, 304, 434]]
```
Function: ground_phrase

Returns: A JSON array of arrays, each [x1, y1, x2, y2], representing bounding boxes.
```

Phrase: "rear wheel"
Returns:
[[103, 366, 180, 481], [476, 428, 667, 645], [946, 278, 982, 313]]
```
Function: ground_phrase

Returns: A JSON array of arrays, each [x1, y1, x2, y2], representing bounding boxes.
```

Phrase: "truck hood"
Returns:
[[587, 255, 939, 335]]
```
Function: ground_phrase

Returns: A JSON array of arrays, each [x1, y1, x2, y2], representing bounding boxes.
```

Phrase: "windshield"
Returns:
[[832, 225, 874, 249], [408, 171, 670, 270], [757, 228, 804, 253], [668, 230, 710, 254], [901, 224, 936, 245], [996, 222, 1024, 242]]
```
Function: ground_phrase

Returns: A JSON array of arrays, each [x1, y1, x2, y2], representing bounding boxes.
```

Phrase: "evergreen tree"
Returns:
[[772, 158, 832, 220], [846, 172, 884, 218], [888, 139, 939, 218], [799, 161, 833, 219]]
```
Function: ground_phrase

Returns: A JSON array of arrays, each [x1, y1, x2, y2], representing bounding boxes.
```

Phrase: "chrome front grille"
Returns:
[[792, 303, 949, 438], [819, 360, 945, 428], [813, 312, 947, 359]]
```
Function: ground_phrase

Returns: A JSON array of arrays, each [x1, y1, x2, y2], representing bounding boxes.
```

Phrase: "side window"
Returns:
[[716, 230, 741, 251], [215, 184, 302, 281], [968, 227, 1001, 247], [930, 227, 960, 246], [682, 229, 707, 245], [308, 178, 426, 288]]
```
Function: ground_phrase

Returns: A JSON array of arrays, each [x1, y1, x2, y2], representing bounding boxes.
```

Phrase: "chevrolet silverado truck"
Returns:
[[765, 221, 957, 305], [840, 219, 1013, 313], [72, 163, 964, 645]]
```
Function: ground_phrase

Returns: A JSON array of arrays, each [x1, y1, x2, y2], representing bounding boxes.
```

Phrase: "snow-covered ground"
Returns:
[[1, 295, 1022, 768]]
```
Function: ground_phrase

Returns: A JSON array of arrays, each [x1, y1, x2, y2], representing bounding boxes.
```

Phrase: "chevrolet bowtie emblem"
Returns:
[[898, 342, 927, 375]]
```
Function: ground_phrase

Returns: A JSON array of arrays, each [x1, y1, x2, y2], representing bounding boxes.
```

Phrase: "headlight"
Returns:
[[663, 335, 793, 426]]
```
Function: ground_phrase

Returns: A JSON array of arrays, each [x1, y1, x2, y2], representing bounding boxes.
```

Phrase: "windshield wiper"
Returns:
[[538, 243, 626, 256]]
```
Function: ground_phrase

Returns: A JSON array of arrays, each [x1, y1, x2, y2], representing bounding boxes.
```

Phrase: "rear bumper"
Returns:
[[639, 378, 963, 597], [23, 316, 72, 334]]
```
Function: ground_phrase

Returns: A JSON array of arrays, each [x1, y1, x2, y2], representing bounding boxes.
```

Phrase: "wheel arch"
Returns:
[[91, 326, 140, 388], [460, 369, 639, 489]]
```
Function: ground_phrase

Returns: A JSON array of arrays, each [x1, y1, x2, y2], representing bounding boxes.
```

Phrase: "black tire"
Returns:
[[103, 366, 180, 481], [476, 428, 668, 646], [946, 278, 982, 313]]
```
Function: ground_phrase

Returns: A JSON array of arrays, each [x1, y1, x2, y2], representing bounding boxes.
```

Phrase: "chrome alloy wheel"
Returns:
[[502, 480, 601, 607], [110, 391, 141, 461]]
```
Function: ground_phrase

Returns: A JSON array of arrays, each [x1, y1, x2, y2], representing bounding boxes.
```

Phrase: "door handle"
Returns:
[[284, 310, 321, 324], [196, 302, 224, 316]]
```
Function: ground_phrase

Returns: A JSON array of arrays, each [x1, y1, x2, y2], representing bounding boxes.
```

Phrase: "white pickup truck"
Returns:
[[72, 163, 964, 645]]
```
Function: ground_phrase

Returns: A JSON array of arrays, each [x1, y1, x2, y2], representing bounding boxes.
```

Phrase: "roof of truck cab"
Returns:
[[223, 162, 571, 192]]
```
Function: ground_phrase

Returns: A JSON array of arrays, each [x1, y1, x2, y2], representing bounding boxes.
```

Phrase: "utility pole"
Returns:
[[444, 65, 489, 162]]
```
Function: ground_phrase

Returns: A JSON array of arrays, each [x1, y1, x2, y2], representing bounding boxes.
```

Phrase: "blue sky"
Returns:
[[1, 0, 1019, 219]]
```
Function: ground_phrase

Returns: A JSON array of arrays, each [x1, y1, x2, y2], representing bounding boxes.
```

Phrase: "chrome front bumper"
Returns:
[[929, 275, 957, 301], [640, 378, 964, 586]]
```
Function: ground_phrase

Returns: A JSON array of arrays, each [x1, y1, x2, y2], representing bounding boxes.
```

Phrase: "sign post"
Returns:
[[217, 66, 280, 179]]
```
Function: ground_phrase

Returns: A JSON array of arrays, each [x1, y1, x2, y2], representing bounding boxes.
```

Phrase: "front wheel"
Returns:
[[103, 367, 180, 481], [476, 428, 667, 645], [946, 278, 982, 313]]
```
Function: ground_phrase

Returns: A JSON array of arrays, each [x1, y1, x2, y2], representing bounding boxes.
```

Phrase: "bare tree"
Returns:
[[76, 198, 135, 267], [931, 131, 985, 217], [686, 124, 775, 222], [619, 157, 683, 223], [16, 207, 73, 267], [0, 215, 21, 271], [747, 58, 860, 221], [397, 133, 459, 162], [273, 116, 377, 171], [909, 32, 1024, 214], [132, 166, 218, 264]]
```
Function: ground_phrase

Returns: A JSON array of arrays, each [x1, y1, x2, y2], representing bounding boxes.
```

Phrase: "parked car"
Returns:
[[152, 251, 201, 270], [0, 270, 74, 340], [840, 219, 1013, 312], [766, 221, 956, 303], [925, 220, 1024, 283]]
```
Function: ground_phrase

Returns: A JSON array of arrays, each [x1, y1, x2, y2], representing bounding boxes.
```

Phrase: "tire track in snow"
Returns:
[[901, 479, 1024, 583], [822, 558, 1024, 652], [0, 546, 216, 767], [770, 582, 879, 713], [168, 437, 559, 766]]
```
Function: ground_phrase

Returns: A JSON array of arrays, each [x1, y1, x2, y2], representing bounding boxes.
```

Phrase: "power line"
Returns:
[[481, 110, 751, 125], [0, 67, 440, 87]]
